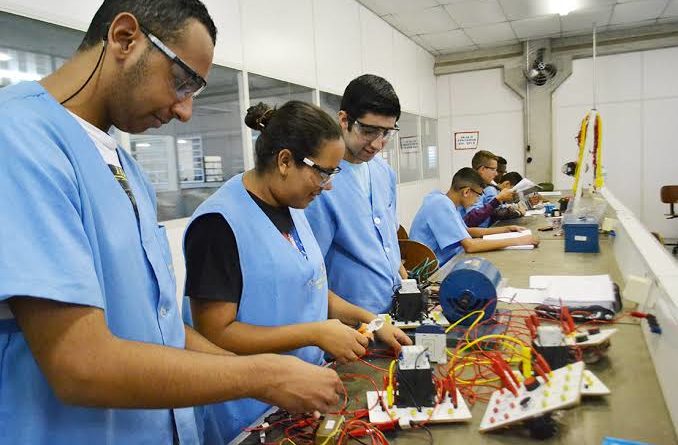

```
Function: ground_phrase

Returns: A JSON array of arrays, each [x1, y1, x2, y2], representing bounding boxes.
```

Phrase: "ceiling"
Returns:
[[356, 0, 678, 56]]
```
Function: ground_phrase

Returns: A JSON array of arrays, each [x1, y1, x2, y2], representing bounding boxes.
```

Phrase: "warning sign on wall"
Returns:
[[454, 131, 479, 150]]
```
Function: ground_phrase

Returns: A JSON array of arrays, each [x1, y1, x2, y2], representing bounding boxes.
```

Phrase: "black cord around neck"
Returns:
[[60, 40, 107, 105]]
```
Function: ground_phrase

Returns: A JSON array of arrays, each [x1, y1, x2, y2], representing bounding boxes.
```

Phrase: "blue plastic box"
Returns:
[[563, 214, 599, 253], [601, 437, 650, 445]]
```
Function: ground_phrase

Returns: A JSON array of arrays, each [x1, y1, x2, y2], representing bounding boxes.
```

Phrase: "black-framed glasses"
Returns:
[[302, 157, 342, 186], [140, 26, 207, 101], [467, 187, 483, 197], [353, 119, 399, 142]]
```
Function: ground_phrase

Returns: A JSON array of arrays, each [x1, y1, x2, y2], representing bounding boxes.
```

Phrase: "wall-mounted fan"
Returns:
[[524, 43, 558, 86]]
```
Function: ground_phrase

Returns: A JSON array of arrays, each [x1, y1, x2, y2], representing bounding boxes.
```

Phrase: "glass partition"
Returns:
[[421, 117, 439, 180], [397, 112, 421, 183]]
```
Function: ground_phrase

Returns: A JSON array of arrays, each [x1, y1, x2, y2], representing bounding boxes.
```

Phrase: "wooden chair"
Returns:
[[660, 185, 678, 255], [398, 239, 438, 281], [397, 224, 409, 239]]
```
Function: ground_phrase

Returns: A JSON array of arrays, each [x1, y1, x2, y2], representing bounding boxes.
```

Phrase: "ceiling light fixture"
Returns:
[[549, 0, 578, 16], [0, 52, 12, 62]]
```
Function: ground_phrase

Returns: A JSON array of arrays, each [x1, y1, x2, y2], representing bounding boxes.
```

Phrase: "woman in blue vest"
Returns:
[[183, 100, 408, 443]]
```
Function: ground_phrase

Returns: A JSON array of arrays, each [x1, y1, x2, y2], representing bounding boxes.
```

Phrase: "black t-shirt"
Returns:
[[184, 191, 294, 304]]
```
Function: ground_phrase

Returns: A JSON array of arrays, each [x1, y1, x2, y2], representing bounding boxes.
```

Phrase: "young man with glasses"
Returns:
[[410, 168, 539, 266], [462, 150, 516, 228], [0, 2, 341, 444], [305, 75, 412, 349]]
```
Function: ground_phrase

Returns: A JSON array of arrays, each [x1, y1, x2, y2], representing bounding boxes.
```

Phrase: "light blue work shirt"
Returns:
[[410, 191, 471, 266], [186, 174, 328, 443], [469, 185, 498, 228], [305, 157, 401, 314], [0, 82, 198, 444]]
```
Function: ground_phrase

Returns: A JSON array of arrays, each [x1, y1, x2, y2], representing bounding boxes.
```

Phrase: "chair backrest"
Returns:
[[661, 185, 678, 218], [660, 185, 678, 204], [397, 224, 409, 239], [398, 239, 438, 277]]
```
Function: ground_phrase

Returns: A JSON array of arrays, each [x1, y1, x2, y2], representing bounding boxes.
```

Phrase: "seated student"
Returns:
[[184, 101, 409, 442], [492, 171, 528, 221], [463, 150, 515, 228], [498, 171, 542, 206], [496, 156, 507, 183], [410, 168, 540, 266]]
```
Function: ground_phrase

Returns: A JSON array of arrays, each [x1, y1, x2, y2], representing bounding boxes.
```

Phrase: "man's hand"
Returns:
[[254, 355, 343, 413], [505, 225, 527, 233], [374, 323, 412, 354], [315, 319, 369, 363], [514, 234, 540, 247], [496, 188, 515, 203]]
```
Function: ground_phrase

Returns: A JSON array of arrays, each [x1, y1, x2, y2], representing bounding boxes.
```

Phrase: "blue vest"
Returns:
[[0, 82, 198, 444], [186, 174, 328, 443], [410, 191, 469, 266], [305, 157, 401, 314]]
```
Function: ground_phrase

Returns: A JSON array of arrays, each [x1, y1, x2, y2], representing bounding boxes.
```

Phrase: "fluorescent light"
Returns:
[[549, 0, 578, 16], [136, 142, 151, 148], [0, 52, 11, 62], [177, 139, 188, 144]]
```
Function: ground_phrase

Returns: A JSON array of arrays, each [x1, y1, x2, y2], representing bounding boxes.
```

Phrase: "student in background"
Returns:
[[462, 150, 515, 228], [496, 156, 508, 183], [184, 101, 410, 442], [410, 168, 539, 266], [305, 75, 412, 320]]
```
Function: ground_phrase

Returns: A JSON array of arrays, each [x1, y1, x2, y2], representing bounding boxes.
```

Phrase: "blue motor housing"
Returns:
[[439, 257, 502, 325]]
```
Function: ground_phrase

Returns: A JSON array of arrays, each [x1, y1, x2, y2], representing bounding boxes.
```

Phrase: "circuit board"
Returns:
[[479, 361, 585, 432], [581, 369, 610, 396], [377, 311, 450, 330], [366, 390, 472, 429]]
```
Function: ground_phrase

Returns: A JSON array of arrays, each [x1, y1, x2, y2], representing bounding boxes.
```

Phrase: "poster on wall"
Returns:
[[454, 131, 479, 150], [399, 136, 420, 153]]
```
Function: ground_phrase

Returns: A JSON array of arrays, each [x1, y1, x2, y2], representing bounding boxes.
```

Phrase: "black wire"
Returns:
[[407, 421, 434, 445], [414, 347, 428, 369], [60, 40, 107, 105]]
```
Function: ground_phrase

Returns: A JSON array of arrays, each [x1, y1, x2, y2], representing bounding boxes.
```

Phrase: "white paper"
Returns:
[[539, 191, 562, 196], [483, 229, 532, 240], [512, 178, 539, 193], [498, 287, 548, 304], [525, 209, 545, 216], [528, 274, 615, 308]]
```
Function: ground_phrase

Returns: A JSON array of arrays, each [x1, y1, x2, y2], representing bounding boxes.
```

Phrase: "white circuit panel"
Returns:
[[479, 361, 585, 432], [378, 311, 450, 330], [581, 369, 611, 396], [565, 328, 617, 346], [366, 390, 472, 429]]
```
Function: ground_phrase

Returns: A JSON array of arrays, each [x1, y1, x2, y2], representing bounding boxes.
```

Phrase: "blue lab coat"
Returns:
[[410, 191, 471, 266], [305, 157, 401, 314], [186, 175, 328, 443], [0, 81, 198, 444]]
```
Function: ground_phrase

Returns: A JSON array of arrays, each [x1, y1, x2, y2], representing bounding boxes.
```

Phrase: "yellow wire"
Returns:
[[317, 418, 344, 445], [444, 310, 485, 334], [388, 360, 396, 387]]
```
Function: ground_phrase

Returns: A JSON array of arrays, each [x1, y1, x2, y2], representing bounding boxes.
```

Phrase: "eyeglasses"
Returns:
[[353, 119, 399, 142], [140, 26, 207, 101], [302, 157, 342, 186], [467, 187, 483, 197], [482, 165, 498, 171]]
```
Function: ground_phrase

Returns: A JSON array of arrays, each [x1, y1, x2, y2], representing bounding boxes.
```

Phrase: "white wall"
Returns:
[[436, 68, 525, 191], [553, 47, 678, 239]]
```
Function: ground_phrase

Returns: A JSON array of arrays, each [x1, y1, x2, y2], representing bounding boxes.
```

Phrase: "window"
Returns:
[[319, 91, 342, 118], [0, 11, 82, 87], [421, 117, 438, 180], [126, 65, 243, 220], [397, 112, 421, 183]]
